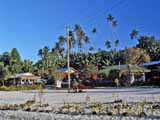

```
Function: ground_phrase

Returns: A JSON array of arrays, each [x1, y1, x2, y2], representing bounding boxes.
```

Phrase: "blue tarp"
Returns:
[[57, 67, 76, 73], [141, 61, 160, 66]]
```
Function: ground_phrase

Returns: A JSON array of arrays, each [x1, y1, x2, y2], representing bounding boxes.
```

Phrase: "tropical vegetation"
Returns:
[[0, 14, 160, 86]]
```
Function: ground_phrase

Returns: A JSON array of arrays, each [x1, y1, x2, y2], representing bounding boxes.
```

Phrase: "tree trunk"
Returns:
[[67, 43, 71, 92], [66, 27, 71, 92], [2, 79, 5, 86], [14, 75, 16, 86]]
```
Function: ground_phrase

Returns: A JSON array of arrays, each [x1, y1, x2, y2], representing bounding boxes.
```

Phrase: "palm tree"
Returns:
[[114, 39, 119, 48], [106, 14, 119, 48], [22, 59, 33, 73], [107, 14, 118, 28], [106, 14, 120, 62], [74, 24, 90, 48], [55, 25, 89, 92], [43, 46, 49, 56], [58, 35, 66, 46], [107, 14, 114, 23], [89, 46, 95, 52], [105, 40, 111, 49], [38, 49, 43, 58], [44, 46, 50, 66], [112, 20, 118, 27], [92, 28, 96, 34], [130, 29, 138, 40]]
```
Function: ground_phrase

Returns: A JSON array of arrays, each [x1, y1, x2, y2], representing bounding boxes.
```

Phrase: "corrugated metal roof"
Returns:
[[10, 73, 39, 78], [99, 64, 150, 76], [141, 61, 160, 66], [57, 67, 76, 73]]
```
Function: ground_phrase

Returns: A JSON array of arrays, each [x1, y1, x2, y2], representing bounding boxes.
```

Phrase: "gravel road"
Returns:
[[0, 87, 160, 105], [0, 87, 160, 120]]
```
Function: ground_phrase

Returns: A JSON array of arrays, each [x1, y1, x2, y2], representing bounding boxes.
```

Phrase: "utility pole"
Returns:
[[118, 61, 120, 70], [66, 26, 71, 93]]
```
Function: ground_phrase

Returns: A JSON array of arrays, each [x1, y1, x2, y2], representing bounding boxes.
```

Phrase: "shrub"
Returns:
[[0, 85, 44, 91]]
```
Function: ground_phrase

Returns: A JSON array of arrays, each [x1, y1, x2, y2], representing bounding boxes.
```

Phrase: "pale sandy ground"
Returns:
[[0, 110, 159, 120], [1, 87, 160, 105], [0, 87, 160, 120]]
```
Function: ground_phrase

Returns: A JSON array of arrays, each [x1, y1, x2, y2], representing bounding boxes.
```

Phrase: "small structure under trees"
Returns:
[[8, 73, 40, 86], [100, 64, 150, 86], [141, 61, 160, 85], [54, 67, 76, 88]]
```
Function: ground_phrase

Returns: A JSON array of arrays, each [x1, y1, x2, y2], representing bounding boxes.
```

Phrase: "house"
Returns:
[[8, 73, 41, 85], [57, 67, 76, 74], [55, 67, 77, 88], [141, 61, 160, 85], [100, 64, 150, 85]]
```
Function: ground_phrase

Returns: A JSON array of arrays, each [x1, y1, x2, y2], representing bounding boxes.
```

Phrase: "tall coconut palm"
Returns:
[[89, 46, 95, 52], [106, 14, 120, 64], [43, 46, 49, 56], [58, 35, 66, 46], [55, 25, 89, 92], [106, 14, 119, 41], [114, 39, 119, 48], [112, 20, 118, 27], [38, 49, 43, 58], [92, 28, 97, 34], [130, 29, 138, 40], [107, 14, 114, 23], [21, 59, 33, 73], [74, 24, 90, 49], [105, 40, 111, 49]]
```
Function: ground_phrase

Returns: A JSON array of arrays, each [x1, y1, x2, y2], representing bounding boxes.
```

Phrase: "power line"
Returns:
[[53, 2, 97, 31], [81, 0, 127, 27], [55, 0, 127, 32], [52, 0, 128, 52], [81, 0, 128, 51]]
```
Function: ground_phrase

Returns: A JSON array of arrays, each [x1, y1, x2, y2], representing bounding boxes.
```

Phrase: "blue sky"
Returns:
[[0, 0, 160, 61]]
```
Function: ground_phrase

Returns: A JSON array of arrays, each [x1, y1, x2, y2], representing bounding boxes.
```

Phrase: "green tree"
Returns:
[[123, 48, 150, 65], [0, 52, 10, 65], [10, 48, 22, 85], [136, 36, 160, 61], [37, 46, 51, 76], [21, 59, 34, 73], [0, 62, 10, 86], [10, 48, 21, 63], [55, 24, 89, 92]]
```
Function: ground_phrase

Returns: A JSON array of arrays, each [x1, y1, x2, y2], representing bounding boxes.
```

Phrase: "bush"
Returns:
[[0, 85, 44, 91], [108, 69, 120, 81], [131, 81, 145, 86]]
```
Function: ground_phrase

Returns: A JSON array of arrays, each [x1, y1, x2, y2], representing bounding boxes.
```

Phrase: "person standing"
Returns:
[[114, 78, 120, 87]]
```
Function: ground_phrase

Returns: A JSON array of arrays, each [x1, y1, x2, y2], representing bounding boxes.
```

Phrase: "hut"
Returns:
[[55, 67, 77, 88], [57, 67, 76, 74], [8, 73, 40, 85], [100, 64, 150, 85], [141, 61, 160, 85]]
